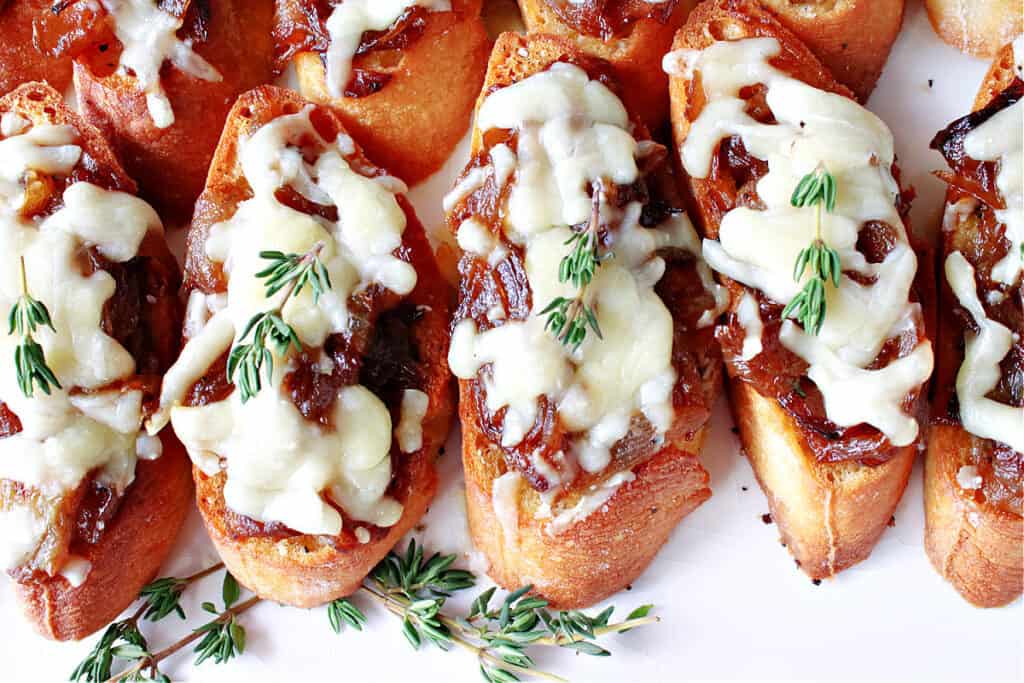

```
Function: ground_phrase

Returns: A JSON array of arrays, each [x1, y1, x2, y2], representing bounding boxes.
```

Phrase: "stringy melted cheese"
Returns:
[[0, 122, 163, 571], [155, 108, 413, 536], [945, 253, 1023, 452], [447, 63, 718, 474], [667, 37, 933, 447], [323, 0, 451, 99], [100, 0, 222, 128]]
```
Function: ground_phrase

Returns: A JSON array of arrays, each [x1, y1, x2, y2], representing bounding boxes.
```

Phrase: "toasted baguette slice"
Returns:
[[668, 0, 926, 579], [453, 33, 719, 608], [290, 0, 490, 185], [925, 0, 1023, 58], [754, 0, 904, 102], [516, 0, 697, 129], [185, 86, 454, 608], [0, 0, 73, 96], [925, 43, 1022, 608], [1, 82, 191, 641], [73, 0, 276, 220]]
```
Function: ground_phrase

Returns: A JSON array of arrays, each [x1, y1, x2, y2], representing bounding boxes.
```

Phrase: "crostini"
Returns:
[[276, 0, 490, 185], [666, 0, 934, 580], [926, 38, 1022, 608], [446, 33, 725, 608], [754, 0, 904, 102], [925, 0, 1023, 58], [32, 0, 276, 220], [516, 0, 697, 129], [0, 0, 72, 95], [148, 86, 454, 607], [0, 82, 188, 641]]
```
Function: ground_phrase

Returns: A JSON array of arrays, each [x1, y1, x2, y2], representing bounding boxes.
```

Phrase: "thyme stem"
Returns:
[[360, 584, 568, 683], [107, 596, 262, 683]]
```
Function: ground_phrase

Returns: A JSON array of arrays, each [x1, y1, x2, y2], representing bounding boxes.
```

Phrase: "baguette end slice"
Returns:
[[187, 86, 454, 608]]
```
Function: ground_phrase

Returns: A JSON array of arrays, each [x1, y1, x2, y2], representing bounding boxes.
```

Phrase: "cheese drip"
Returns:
[[945, 253, 1023, 453], [669, 37, 933, 447], [323, 0, 451, 99], [447, 63, 717, 474], [100, 0, 222, 128], [961, 94, 1022, 286], [0, 122, 163, 571], [158, 108, 413, 536]]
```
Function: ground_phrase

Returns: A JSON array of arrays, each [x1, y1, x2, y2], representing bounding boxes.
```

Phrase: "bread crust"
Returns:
[[0, 0, 73, 96], [186, 86, 454, 608], [0, 82, 191, 641], [754, 0, 904, 102], [292, 0, 490, 186], [925, 0, 1023, 58], [924, 43, 1023, 608], [74, 0, 276, 221], [668, 0, 923, 579], [454, 32, 718, 608], [516, 0, 697, 129]]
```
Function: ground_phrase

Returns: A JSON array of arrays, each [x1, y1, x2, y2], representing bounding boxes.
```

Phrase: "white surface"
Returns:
[[2, 4, 1022, 682]]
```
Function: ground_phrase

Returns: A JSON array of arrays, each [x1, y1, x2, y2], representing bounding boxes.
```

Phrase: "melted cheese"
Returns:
[[961, 96, 1022, 285], [448, 63, 715, 472], [0, 121, 162, 571], [323, 0, 451, 99], [396, 389, 429, 453], [547, 470, 634, 535], [736, 292, 763, 360], [491, 470, 522, 546], [158, 108, 413, 534], [100, 0, 221, 128], [671, 37, 933, 446], [945, 252, 1023, 453]]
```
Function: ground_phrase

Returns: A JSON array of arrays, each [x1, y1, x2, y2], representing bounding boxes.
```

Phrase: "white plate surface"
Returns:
[[2, 4, 1021, 681]]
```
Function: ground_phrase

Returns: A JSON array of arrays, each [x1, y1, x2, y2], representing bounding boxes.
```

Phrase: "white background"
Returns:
[[2, 3, 1022, 681]]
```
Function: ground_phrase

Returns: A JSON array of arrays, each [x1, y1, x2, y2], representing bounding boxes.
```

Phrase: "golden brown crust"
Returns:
[[924, 43, 1023, 608], [731, 383, 914, 579], [0, 0, 73, 96], [1, 83, 191, 641], [516, 0, 697, 129], [925, 427, 1023, 607], [74, 0, 276, 221], [668, 1, 920, 579], [187, 86, 454, 608], [925, 0, 1023, 58], [293, 0, 490, 186], [16, 435, 192, 641], [455, 32, 717, 608], [754, 0, 904, 102]]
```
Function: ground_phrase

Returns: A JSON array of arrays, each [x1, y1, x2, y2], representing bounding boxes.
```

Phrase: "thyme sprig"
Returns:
[[72, 541, 658, 683], [782, 167, 842, 335], [192, 574, 247, 666], [540, 182, 606, 350], [227, 242, 331, 402], [8, 256, 60, 398], [360, 541, 659, 683]]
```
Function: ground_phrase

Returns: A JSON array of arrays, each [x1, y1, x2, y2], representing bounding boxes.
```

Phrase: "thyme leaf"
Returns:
[[9, 256, 60, 398], [541, 182, 607, 350], [226, 243, 330, 402], [783, 167, 842, 335]]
